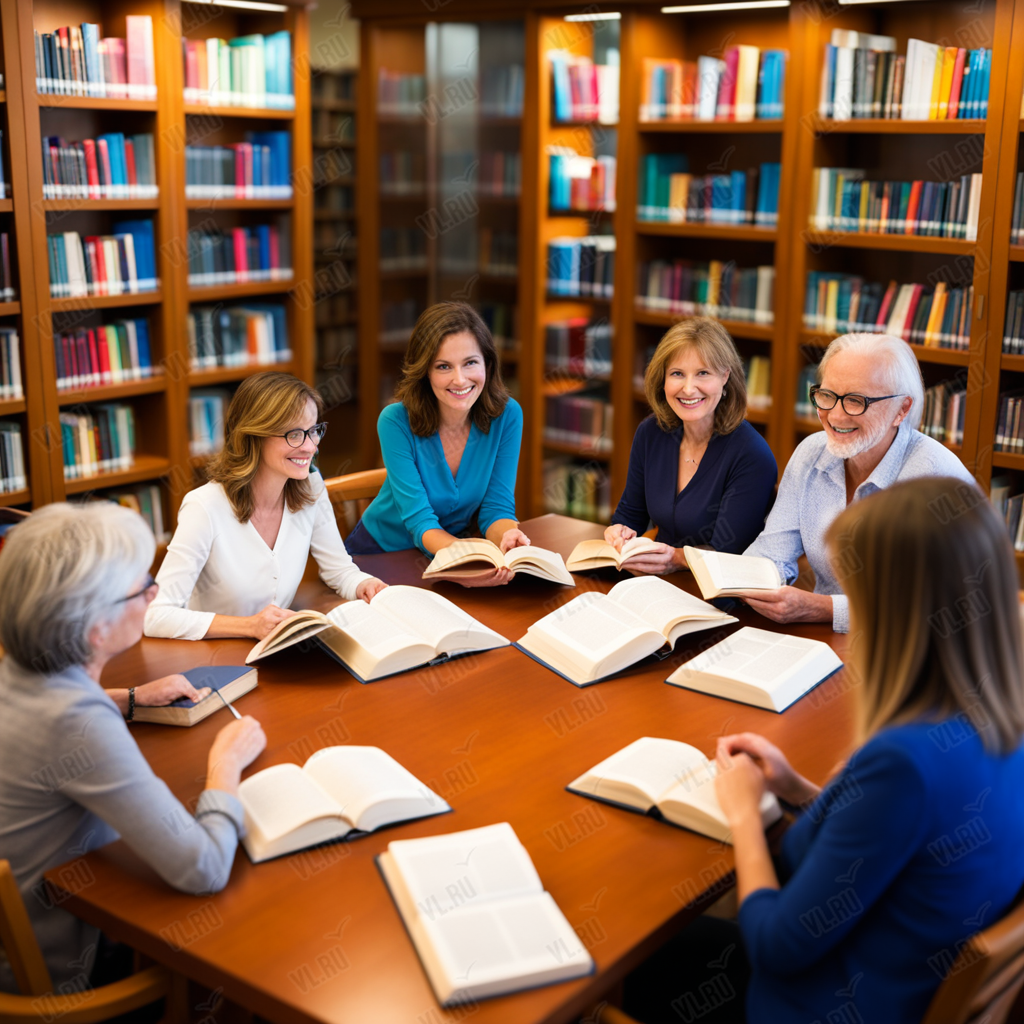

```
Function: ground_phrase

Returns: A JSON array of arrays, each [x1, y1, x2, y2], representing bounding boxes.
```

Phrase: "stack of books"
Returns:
[[54, 317, 154, 390], [0, 329, 21, 400], [479, 228, 518, 276], [545, 319, 612, 377], [188, 304, 290, 370], [481, 64, 525, 118], [478, 151, 521, 197], [991, 477, 1024, 552], [0, 423, 25, 493], [745, 356, 772, 410], [48, 222, 157, 298], [549, 50, 619, 124], [377, 69, 426, 117], [186, 225, 291, 287], [637, 260, 775, 325], [543, 458, 611, 522], [995, 394, 1024, 453], [544, 390, 613, 452], [478, 302, 518, 355], [640, 47, 787, 122], [379, 151, 426, 195], [34, 17, 155, 99], [379, 227, 427, 272], [42, 133, 156, 200], [59, 404, 136, 479], [809, 169, 983, 239], [549, 149, 616, 212], [804, 272, 973, 350], [189, 390, 228, 456], [184, 133, 292, 199], [819, 31, 990, 120], [183, 33, 294, 109], [920, 381, 966, 446], [547, 236, 615, 298]]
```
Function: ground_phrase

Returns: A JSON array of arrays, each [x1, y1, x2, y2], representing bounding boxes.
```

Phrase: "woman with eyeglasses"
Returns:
[[0, 503, 266, 993], [145, 371, 386, 641], [738, 333, 976, 632]]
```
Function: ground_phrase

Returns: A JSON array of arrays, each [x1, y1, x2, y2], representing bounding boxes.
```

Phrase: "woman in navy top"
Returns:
[[641, 476, 1024, 1024], [605, 317, 777, 574], [348, 302, 528, 586]]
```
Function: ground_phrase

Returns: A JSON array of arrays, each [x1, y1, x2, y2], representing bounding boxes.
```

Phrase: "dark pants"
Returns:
[[345, 520, 386, 555], [622, 917, 750, 1024]]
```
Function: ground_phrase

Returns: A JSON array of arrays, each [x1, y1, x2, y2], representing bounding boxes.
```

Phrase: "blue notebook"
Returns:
[[131, 665, 257, 726]]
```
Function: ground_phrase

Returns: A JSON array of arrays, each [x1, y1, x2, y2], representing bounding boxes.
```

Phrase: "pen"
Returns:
[[217, 688, 242, 719]]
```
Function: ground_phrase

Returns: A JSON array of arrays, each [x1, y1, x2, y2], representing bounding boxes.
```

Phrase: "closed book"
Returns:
[[132, 666, 258, 726]]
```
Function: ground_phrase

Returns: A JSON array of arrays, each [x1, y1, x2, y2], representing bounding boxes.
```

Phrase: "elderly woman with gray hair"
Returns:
[[0, 502, 265, 994], [738, 332, 977, 632]]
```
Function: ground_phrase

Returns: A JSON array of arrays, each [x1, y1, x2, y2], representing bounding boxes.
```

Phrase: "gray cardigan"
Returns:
[[0, 657, 245, 993]]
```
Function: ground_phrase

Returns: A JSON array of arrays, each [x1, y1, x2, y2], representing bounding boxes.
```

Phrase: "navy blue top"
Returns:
[[610, 416, 777, 552], [740, 720, 1024, 1024]]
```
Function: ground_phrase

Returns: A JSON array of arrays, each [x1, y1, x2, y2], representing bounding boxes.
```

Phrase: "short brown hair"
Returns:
[[395, 302, 509, 437], [207, 371, 324, 523], [644, 317, 746, 434], [827, 476, 1024, 755]]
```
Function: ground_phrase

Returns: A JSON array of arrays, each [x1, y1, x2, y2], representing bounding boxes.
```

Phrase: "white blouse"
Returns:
[[144, 477, 373, 640]]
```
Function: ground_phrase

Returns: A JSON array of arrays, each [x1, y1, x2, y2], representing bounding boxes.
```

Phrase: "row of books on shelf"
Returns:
[[43, 133, 156, 200], [378, 70, 426, 118], [76, 483, 168, 544], [0, 329, 20, 400], [478, 152, 521, 197], [380, 227, 426, 272], [638, 157, 781, 228], [546, 236, 615, 299], [55, 318, 153, 391], [544, 318, 612, 378], [636, 260, 775, 325], [810, 169, 982, 240], [640, 47, 786, 123], [184, 134, 292, 200], [543, 457, 611, 523], [544, 390, 612, 453], [190, 390, 226, 456], [188, 304, 290, 370], [60, 404, 135, 480], [0, 423, 25, 493], [549, 150, 616, 213], [186, 226, 291, 287], [312, 110, 354, 142], [1011, 172, 1024, 245], [995, 393, 1024, 452], [478, 303, 517, 356], [745, 355, 772, 410], [183, 33, 294, 109], [1003, 291, 1024, 353], [380, 299, 420, 346], [442, 152, 522, 198], [991, 477, 1024, 553], [548, 50, 619, 125], [380, 152, 425, 195], [48, 223, 157, 298], [0, 234, 13, 303], [920, 382, 966, 447], [804, 273, 973, 350], [34, 17, 155, 100], [479, 229, 518, 277], [819, 32, 990, 121], [313, 72, 355, 103], [480, 65, 525, 119]]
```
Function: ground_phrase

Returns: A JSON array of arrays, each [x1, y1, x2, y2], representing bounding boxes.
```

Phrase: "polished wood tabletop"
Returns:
[[46, 515, 854, 1024]]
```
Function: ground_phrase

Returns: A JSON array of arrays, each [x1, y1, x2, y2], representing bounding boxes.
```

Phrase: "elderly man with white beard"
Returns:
[[736, 333, 978, 632]]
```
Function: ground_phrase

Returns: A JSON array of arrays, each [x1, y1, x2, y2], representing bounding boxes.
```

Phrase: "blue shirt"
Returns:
[[744, 424, 976, 631], [360, 399, 523, 553], [610, 416, 777, 552], [740, 721, 1024, 1024]]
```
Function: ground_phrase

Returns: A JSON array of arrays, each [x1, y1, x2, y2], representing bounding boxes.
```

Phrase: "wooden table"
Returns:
[[47, 515, 854, 1024]]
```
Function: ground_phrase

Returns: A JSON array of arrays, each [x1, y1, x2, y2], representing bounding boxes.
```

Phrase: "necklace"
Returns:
[[682, 439, 709, 465]]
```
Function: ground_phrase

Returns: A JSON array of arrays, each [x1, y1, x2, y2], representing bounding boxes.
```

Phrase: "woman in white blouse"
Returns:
[[145, 372, 386, 640]]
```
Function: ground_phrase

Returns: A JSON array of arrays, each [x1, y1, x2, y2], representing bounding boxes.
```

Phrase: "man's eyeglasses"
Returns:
[[119, 574, 159, 603], [809, 386, 905, 417], [278, 422, 328, 448]]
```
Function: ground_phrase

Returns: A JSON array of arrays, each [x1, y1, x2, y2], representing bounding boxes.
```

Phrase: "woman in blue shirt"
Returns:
[[347, 302, 528, 585], [604, 317, 777, 575]]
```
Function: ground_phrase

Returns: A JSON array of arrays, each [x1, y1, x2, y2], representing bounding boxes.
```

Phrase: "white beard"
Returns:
[[823, 417, 891, 460]]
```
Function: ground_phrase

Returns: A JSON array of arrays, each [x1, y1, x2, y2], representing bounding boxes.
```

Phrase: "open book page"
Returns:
[[326, 600, 432, 664], [606, 577, 734, 641], [245, 611, 330, 663], [567, 536, 661, 571], [659, 762, 782, 840], [372, 585, 508, 654], [238, 763, 348, 845], [424, 539, 502, 574], [303, 746, 449, 833], [684, 547, 782, 597], [502, 545, 575, 585]]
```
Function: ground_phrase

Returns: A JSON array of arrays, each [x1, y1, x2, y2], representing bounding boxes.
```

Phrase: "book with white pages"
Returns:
[[666, 626, 843, 712], [515, 576, 736, 687], [422, 538, 575, 585], [238, 745, 451, 863], [566, 535, 663, 572], [683, 546, 783, 600], [245, 585, 510, 682], [567, 737, 781, 843], [377, 822, 594, 1005]]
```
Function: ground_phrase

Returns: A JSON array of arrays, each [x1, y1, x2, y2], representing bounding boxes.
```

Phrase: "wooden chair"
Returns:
[[0, 860, 174, 1024], [323, 468, 386, 539]]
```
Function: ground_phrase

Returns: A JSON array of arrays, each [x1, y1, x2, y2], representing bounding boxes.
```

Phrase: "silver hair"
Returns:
[[0, 502, 155, 674], [818, 333, 925, 431]]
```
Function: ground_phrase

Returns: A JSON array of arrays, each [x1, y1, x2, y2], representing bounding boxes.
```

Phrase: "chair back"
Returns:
[[0, 860, 53, 996], [323, 468, 386, 538]]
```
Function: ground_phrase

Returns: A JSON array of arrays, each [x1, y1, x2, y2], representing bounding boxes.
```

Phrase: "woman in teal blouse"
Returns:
[[347, 302, 529, 586]]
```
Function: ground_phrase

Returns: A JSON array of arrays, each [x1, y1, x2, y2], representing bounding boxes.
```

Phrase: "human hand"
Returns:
[[734, 586, 833, 624], [499, 528, 531, 553], [206, 716, 267, 795], [714, 748, 767, 829], [457, 567, 515, 587], [604, 523, 636, 552], [247, 604, 296, 639], [623, 543, 681, 576], [135, 673, 211, 707], [717, 733, 819, 806], [356, 577, 387, 603]]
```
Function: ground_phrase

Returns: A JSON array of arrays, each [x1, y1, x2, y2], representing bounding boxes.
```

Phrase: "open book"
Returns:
[[568, 737, 781, 843], [515, 576, 736, 686], [666, 626, 843, 712], [245, 585, 509, 682], [423, 539, 574, 586], [238, 746, 449, 862], [683, 546, 783, 599], [132, 665, 257, 726], [378, 822, 593, 1005], [566, 536, 663, 572]]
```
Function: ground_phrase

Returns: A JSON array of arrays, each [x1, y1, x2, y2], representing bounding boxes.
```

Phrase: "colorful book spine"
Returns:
[[34, 19, 154, 99], [43, 133, 156, 200], [542, 457, 611, 523], [920, 381, 966, 446], [0, 328, 22, 400], [47, 222, 157, 298], [548, 50, 619, 124], [544, 319, 613, 377], [184, 32, 293, 109], [548, 150, 616, 213], [0, 421, 26, 493], [186, 225, 291, 287], [185, 132, 291, 199], [59, 403, 136, 479], [546, 237, 616, 299], [54, 318, 154, 390], [188, 304, 290, 370], [637, 260, 775, 325], [188, 389, 229, 456], [1003, 290, 1024, 354], [544, 389, 613, 452]]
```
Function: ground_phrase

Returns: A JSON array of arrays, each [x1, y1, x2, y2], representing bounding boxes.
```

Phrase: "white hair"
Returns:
[[818, 333, 925, 431], [0, 502, 155, 674]]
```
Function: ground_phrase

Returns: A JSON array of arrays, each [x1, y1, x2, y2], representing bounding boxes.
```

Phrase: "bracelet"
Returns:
[[127, 688, 136, 722]]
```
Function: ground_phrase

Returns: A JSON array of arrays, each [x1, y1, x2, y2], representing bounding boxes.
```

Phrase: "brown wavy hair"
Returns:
[[395, 302, 509, 437], [644, 317, 746, 434], [206, 371, 323, 523]]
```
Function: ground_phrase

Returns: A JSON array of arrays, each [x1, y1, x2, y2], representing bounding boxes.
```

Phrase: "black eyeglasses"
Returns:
[[809, 386, 905, 417], [277, 422, 328, 448], [119, 574, 158, 603]]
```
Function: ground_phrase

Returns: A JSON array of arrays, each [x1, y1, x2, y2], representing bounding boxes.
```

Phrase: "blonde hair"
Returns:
[[827, 476, 1024, 755], [207, 371, 323, 523], [643, 317, 746, 434]]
